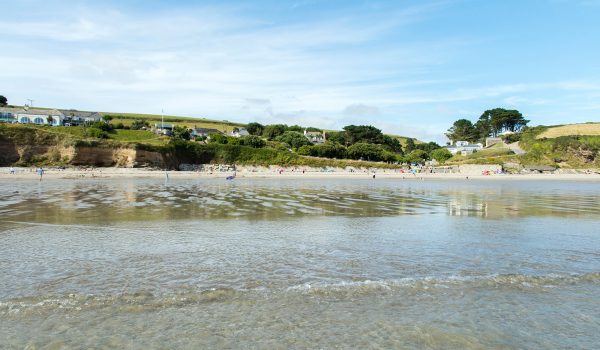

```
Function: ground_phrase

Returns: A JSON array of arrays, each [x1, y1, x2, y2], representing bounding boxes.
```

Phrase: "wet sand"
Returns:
[[1, 167, 599, 181]]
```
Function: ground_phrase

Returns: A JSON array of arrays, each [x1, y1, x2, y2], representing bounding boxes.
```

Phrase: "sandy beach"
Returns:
[[1, 166, 599, 181]]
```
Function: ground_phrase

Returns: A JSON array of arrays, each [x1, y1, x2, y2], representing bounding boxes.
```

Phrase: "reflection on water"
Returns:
[[1, 178, 600, 349], [1, 178, 599, 223]]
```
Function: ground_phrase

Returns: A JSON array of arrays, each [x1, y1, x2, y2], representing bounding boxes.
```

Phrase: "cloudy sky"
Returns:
[[2, 0, 599, 141]]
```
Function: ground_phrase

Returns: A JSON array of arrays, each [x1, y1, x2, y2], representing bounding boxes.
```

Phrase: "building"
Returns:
[[59, 110, 102, 126], [16, 108, 65, 125], [445, 141, 483, 156], [190, 127, 221, 138], [304, 129, 326, 144], [230, 127, 250, 137], [0, 107, 19, 123], [154, 123, 174, 136]]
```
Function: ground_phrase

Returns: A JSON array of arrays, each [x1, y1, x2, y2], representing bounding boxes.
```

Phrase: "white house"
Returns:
[[230, 127, 250, 137], [445, 141, 483, 156], [0, 107, 19, 123], [59, 109, 102, 125], [304, 129, 326, 144], [16, 108, 65, 126], [154, 123, 174, 135], [191, 127, 221, 138]]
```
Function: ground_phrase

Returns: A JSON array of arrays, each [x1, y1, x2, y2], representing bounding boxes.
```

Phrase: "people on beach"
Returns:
[[36, 167, 44, 181], [9, 167, 15, 175]]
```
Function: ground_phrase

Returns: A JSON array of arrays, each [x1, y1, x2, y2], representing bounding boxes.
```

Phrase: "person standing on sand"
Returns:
[[9, 166, 15, 175], [36, 167, 44, 181]]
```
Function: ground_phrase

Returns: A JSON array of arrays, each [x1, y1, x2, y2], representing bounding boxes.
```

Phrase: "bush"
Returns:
[[502, 133, 522, 143], [131, 119, 149, 130], [346, 143, 385, 161], [275, 131, 311, 149], [208, 133, 228, 144], [240, 135, 266, 148], [86, 128, 108, 139], [430, 148, 453, 163], [90, 121, 113, 132], [405, 149, 429, 163], [262, 124, 287, 140], [311, 142, 347, 158]]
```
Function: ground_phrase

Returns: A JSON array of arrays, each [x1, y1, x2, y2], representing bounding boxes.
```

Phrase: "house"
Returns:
[[190, 127, 222, 138], [16, 108, 64, 126], [154, 123, 174, 135], [304, 129, 326, 144], [0, 107, 19, 123], [59, 109, 102, 126], [230, 127, 250, 137], [445, 141, 483, 155]]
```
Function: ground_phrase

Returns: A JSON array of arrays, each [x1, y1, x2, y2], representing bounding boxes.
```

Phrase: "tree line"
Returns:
[[446, 108, 529, 143]]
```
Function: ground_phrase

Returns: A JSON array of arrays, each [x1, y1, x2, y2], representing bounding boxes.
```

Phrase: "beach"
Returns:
[[1, 166, 599, 181]]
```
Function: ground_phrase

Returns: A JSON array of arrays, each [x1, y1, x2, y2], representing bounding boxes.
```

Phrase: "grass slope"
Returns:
[[537, 123, 600, 139]]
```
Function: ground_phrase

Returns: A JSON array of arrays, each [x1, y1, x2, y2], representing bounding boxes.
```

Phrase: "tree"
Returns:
[[102, 115, 113, 123], [246, 122, 264, 136], [479, 108, 529, 136], [405, 149, 429, 164], [382, 135, 403, 154], [430, 148, 453, 163], [415, 141, 441, 153], [47, 115, 54, 125], [287, 125, 304, 132], [326, 131, 347, 145], [262, 124, 287, 140], [275, 131, 311, 149], [311, 142, 347, 158], [0, 95, 7, 107], [172, 126, 191, 140], [208, 133, 228, 144], [240, 135, 266, 148], [446, 119, 477, 143], [346, 143, 385, 161], [405, 138, 416, 153], [131, 119, 149, 130], [343, 125, 384, 145]]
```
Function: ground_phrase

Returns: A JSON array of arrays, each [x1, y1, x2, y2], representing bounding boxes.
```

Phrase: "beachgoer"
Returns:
[[372, 174, 376, 179], [9, 167, 15, 175]]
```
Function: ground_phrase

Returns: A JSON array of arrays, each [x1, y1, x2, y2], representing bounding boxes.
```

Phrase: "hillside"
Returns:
[[536, 123, 600, 139], [0, 123, 405, 169]]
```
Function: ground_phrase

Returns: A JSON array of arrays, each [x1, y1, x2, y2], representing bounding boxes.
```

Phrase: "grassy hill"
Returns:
[[536, 122, 600, 139], [101, 112, 245, 133]]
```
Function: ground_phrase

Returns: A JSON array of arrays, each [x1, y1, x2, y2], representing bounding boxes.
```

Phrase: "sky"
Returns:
[[1, 0, 600, 142]]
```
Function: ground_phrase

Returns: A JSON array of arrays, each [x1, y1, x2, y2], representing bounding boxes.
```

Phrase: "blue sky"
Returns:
[[2, 0, 599, 141]]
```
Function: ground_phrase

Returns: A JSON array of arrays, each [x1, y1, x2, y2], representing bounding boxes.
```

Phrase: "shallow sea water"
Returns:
[[1, 178, 599, 349]]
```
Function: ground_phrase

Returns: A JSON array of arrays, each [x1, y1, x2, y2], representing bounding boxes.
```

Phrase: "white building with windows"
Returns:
[[445, 141, 483, 156], [16, 108, 65, 125]]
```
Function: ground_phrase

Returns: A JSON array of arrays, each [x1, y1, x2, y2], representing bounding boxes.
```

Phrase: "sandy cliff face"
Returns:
[[0, 140, 164, 168]]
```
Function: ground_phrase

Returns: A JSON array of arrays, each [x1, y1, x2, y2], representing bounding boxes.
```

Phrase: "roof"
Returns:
[[155, 123, 173, 128], [192, 127, 221, 133], [0, 107, 22, 113], [18, 108, 63, 116], [58, 109, 101, 118]]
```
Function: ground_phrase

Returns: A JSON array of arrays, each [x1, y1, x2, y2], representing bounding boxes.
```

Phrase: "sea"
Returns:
[[1, 178, 599, 349]]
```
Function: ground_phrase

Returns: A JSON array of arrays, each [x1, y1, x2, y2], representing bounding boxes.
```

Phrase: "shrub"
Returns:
[[240, 135, 266, 148], [275, 131, 311, 149], [430, 148, 453, 163], [86, 128, 108, 139], [346, 143, 385, 161]]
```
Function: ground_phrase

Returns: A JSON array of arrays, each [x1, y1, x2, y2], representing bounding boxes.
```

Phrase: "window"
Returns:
[[20, 117, 30, 123], [33, 117, 44, 124]]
